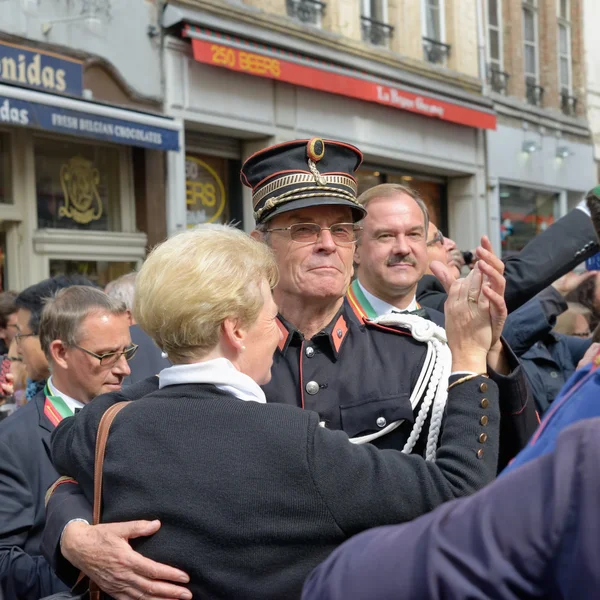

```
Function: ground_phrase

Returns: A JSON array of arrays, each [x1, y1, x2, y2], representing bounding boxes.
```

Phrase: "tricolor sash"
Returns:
[[347, 279, 422, 321], [43, 384, 74, 427]]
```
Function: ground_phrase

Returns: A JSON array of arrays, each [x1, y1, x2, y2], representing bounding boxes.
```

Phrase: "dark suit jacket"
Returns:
[[50, 376, 499, 599], [0, 391, 68, 600], [124, 324, 170, 387], [303, 417, 600, 600], [417, 209, 600, 314]]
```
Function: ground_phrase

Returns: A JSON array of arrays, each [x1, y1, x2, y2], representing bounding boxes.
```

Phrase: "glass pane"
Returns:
[[35, 138, 120, 231], [372, 0, 385, 22], [426, 5, 441, 39], [489, 29, 500, 60], [185, 154, 230, 227], [524, 45, 536, 76], [560, 0, 568, 19], [49, 260, 136, 288], [559, 24, 568, 54], [523, 9, 535, 42], [500, 186, 558, 256], [0, 135, 10, 204], [488, 0, 499, 26], [356, 169, 384, 197], [560, 57, 570, 86], [386, 175, 445, 229]]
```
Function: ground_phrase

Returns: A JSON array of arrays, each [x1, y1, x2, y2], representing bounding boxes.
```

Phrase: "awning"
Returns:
[[0, 83, 181, 151], [183, 26, 497, 131]]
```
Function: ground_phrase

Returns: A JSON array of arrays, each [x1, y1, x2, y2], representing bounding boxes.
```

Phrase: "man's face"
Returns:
[[354, 195, 428, 301], [426, 224, 462, 279], [60, 312, 132, 403], [263, 206, 356, 303], [15, 308, 49, 381]]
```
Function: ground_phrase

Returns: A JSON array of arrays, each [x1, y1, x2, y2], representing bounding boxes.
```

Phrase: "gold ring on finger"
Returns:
[[468, 296, 478, 303]]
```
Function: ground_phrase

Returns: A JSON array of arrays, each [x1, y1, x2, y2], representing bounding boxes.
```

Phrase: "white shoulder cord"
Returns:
[[348, 313, 452, 462]]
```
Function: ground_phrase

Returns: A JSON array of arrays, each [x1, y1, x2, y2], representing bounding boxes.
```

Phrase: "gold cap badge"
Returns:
[[307, 138, 327, 186]]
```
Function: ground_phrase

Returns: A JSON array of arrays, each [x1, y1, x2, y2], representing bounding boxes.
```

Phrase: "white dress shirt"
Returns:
[[356, 279, 418, 316], [47, 377, 84, 415]]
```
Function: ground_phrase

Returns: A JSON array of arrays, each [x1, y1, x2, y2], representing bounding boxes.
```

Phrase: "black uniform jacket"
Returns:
[[0, 390, 69, 600], [50, 377, 499, 599], [417, 208, 600, 314]]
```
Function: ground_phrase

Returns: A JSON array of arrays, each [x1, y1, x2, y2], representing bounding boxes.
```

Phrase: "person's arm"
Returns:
[[0, 440, 68, 600], [308, 373, 500, 535], [50, 390, 192, 600], [486, 341, 538, 471], [560, 334, 593, 369], [302, 418, 598, 600], [504, 208, 599, 313]]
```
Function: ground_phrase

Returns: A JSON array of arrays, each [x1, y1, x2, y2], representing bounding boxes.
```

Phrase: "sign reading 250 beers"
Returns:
[[0, 41, 83, 97]]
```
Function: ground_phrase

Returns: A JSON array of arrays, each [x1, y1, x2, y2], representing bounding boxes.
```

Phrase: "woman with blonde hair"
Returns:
[[52, 224, 502, 600]]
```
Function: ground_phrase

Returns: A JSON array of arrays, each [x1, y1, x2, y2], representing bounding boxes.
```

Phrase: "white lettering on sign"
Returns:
[[375, 85, 445, 118], [0, 99, 28, 124]]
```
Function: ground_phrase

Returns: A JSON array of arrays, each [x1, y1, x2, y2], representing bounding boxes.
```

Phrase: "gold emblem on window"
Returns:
[[58, 156, 103, 224]]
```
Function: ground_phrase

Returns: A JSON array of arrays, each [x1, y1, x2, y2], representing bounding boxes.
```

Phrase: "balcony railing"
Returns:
[[422, 37, 451, 65], [525, 78, 544, 107], [488, 65, 510, 94], [561, 90, 578, 116], [286, 0, 326, 25], [361, 16, 394, 46]]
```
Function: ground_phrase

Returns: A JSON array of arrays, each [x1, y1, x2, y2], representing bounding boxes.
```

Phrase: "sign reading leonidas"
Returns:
[[0, 40, 83, 97]]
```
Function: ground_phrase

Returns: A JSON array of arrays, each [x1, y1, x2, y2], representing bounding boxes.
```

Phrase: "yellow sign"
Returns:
[[185, 156, 226, 226], [58, 156, 103, 224]]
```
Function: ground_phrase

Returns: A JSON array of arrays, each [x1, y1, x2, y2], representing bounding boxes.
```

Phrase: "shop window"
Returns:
[[185, 153, 229, 227], [0, 134, 10, 204], [356, 168, 446, 231], [500, 185, 558, 256], [49, 259, 137, 288], [35, 137, 121, 231]]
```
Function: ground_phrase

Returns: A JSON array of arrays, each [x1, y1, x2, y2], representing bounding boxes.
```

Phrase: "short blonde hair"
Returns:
[[134, 224, 278, 364], [357, 183, 429, 231]]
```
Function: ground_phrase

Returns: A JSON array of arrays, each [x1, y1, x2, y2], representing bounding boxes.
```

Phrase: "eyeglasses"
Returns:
[[426, 230, 444, 247], [73, 344, 139, 366], [266, 223, 362, 245], [7, 356, 22, 362], [572, 332, 591, 338], [15, 332, 36, 344]]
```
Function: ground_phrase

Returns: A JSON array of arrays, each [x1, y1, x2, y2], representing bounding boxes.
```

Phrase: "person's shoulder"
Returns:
[[0, 392, 45, 444]]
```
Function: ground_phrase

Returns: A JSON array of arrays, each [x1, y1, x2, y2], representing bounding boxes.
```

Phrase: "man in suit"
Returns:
[[416, 188, 600, 313], [0, 284, 133, 600]]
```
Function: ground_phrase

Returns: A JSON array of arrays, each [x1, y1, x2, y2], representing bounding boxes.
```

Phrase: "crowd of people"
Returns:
[[1, 137, 600, 599]]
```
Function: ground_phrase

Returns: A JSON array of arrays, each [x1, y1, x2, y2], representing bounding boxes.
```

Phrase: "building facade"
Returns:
[[0, 0, 181, 290], [161, 0, 498, 249], [583, 0, 600, 178], [482, 0, 596, 257]]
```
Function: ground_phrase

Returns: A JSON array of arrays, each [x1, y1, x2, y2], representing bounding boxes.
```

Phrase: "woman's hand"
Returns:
[[1, 372, 14, 398]]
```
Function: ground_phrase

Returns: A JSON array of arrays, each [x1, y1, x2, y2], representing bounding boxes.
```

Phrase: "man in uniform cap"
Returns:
[[43, 138, 514, 598]]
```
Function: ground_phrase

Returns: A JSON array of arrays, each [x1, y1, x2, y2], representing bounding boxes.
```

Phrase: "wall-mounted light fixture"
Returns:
[[556, 146, 573, 159], [522, 140, 539, 154]]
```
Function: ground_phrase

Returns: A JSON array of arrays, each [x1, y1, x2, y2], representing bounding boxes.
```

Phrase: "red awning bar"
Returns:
[[183, 25, 497, 131]]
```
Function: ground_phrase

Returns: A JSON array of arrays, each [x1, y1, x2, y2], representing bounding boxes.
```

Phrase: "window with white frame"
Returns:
[[523, 0, 542, 105], [422, 0, 449, 64], [557, 0, 572, 96], [361, 0, 393, 47], [423, 0, 443, 41], [486, 0, 509, 93], [487, 0, 502, 70]]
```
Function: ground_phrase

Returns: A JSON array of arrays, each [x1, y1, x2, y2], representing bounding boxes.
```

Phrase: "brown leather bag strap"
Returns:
[[89, 401, 130, 600]]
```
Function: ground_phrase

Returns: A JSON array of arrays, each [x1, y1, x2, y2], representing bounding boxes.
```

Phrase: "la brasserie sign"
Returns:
[[0, 40, 83, 97]]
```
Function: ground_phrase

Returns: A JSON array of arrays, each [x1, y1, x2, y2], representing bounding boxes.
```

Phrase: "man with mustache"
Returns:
[[44, 139, 509, 599], [349, 183, 537, 467]]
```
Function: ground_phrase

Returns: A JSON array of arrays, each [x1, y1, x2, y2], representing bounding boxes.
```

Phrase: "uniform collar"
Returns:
[[276, 304, 351, 360]]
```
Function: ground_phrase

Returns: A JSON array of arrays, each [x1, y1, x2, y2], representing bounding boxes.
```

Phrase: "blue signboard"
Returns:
[[0, 41, 83, 97], [0, 95, 179, 151], [586, 252, 600, 271]]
